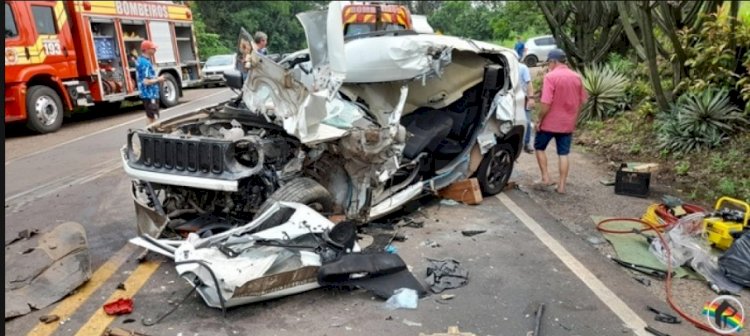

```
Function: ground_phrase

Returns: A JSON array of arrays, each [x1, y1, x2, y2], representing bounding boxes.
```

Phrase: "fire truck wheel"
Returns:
[[159, 73, 179, 108], [26, 85, 64, 134]]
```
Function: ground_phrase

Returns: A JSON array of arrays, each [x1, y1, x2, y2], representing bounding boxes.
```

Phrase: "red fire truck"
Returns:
[[5, 0, 203, 133]]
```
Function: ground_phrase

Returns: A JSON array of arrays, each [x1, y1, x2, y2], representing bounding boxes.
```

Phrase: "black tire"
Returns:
[[25, 85, 64, 134], [524, 55, 538, 68], [476, 143, 515, 196], [159, 73, 179, 108], [253, 177, 334, 231]]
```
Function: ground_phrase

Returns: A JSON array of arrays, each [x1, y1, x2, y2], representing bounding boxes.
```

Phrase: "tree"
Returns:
[[191, 1, 323, 55], [192, 8, 230, 60], [491, 1, 549, 41], [428, 1, 495, 40], [537, 1, 624, 70]]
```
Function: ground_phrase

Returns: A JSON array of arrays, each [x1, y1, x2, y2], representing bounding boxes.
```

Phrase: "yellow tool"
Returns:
[[703, 197, 750, 250]]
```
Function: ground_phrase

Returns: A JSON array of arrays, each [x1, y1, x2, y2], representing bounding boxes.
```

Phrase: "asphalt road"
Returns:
[[4, 87, 710, 336]]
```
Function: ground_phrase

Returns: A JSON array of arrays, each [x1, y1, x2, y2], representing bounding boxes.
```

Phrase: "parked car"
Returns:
[[121, 2, 527, 240], [523, 35, 558, 67], [201, 54, 236, 87]]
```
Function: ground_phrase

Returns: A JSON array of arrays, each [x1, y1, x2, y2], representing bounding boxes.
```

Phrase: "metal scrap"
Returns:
[[5, 222, 92, 319], [5, 228, 39, 247], [425, 258, 469, 293]]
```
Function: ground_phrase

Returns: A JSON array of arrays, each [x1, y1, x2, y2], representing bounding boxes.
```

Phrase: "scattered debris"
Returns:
[[439, 199, 460, 206], [384, 288, 418, 310], [5, 222, 92, 319], [646, 306, 680, 324], [39, 314, 60, 324], [599, 179, 616, 186], [419, 326, 477, 336], [123, 318, 136, 324], [644, 325, 670, 336], [385, 316, 393, 321], [586, 235, 605, 246], [461, 230, 486, 237], [532, 303, 545, 336], [438, 178, 483, 205], [425, 258, 469, 293], [5, 228, 39, 247], [421, 240, 441, 248], [385, 244, 398, 254], [633, 276, 651, 287], [116, 283, 126, 291], [102, 327, 150, 336], [103, 298, 134, 316], [440, 294, 455, 300], [402, 319, 423, 327], [611, 258, 670, 279]]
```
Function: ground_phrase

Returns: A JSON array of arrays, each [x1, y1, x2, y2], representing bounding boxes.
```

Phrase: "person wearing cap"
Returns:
[[534, 48, 587, 194], [136, 40, 165, 125]]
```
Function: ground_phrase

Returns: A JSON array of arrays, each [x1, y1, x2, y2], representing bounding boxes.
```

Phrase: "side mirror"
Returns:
[[224, 70, 243, 90]]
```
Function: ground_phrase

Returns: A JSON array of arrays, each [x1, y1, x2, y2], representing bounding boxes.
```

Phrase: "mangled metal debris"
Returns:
[[5, 222, 92, 319], [133, 202, 424, 310], [121, 0, 527, 240]]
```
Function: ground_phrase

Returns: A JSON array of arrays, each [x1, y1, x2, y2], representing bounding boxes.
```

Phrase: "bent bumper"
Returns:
[[120, 147, 239, 192]]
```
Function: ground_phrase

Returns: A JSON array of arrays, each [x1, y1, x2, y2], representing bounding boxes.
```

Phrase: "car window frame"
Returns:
[[5, 3, 19, 39], [31, 4, 58, 36]]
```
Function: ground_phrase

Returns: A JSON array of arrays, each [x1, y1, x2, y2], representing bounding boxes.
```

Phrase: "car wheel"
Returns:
[[25, 85, 64, 134], [524, 55, 538, 68], [159, 73, 179, 108], [476, 143, 515, 196], [252, 177, 334, 232]]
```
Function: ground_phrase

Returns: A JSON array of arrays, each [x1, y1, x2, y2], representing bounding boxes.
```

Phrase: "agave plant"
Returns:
[[579, 64, 629, 123], [656, 89, 746, 154]]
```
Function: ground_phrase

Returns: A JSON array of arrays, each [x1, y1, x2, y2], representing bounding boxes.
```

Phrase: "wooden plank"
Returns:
[[438, 178, 483, 205]]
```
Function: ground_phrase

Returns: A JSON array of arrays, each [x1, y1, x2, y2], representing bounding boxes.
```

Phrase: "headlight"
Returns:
[[130, 133, 142, 161], [500, 121, 513, 134]]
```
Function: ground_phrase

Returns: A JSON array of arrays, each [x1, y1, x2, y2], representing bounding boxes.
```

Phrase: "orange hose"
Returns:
[[597, 217, 737, 336]]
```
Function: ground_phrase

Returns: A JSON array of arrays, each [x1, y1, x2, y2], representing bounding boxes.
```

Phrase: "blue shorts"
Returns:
[[534, 131, 572, 155]]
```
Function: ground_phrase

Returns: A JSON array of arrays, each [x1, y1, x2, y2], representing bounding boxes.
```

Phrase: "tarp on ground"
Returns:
[[591, 216, 701, 280]]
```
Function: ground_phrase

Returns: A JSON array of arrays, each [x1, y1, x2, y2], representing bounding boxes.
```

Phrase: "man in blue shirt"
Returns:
[[518, 59, 536, 153], [514, 35, 525, 59], [136, 40, 165, 125]]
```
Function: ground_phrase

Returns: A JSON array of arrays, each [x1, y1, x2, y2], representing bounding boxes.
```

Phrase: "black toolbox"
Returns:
[[614, 163, 651, 198]]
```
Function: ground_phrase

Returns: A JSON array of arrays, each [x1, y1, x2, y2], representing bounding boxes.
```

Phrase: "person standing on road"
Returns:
[[534, 49, 587, 194], [514, 35, 525, 59], [136, 40, 165, 125], [518, 59, 535, 154], [254, 31, 268, 56]]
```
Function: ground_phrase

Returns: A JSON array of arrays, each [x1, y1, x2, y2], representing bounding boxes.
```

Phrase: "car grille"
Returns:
[[136, 134, 231, 175]]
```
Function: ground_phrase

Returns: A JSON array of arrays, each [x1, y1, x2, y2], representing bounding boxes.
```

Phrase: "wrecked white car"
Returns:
[[121, 2, 527, 240]]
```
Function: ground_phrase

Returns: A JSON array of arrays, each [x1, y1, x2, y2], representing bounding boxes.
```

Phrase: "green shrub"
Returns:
[[656, 89, 747, 154], [606, 53, 635, 74], [625, 80, 653, 110], [579, 64, 629, 123]]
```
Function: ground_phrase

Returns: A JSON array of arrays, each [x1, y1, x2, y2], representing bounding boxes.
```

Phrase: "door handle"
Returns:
[[24, 47, 30, 59], [63, 46, 68, 57]]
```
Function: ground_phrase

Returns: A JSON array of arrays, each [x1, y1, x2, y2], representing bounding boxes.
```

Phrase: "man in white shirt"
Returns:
[[518, 58, 535, 153]]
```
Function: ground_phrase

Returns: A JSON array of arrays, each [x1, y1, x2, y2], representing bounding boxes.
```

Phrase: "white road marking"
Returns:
[[497, 193, 650, 336], [5, 89, 231, 166]]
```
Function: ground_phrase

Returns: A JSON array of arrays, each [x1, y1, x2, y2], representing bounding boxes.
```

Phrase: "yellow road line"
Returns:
[[26, 244, 137, 336], [73, 260, 162, 336]]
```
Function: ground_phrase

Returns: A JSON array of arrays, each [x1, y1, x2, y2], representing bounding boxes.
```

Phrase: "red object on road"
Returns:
[[103, 298, 133, 315]]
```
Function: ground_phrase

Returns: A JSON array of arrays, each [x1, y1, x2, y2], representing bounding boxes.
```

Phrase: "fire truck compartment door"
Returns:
[[149, 21, 176, 64]]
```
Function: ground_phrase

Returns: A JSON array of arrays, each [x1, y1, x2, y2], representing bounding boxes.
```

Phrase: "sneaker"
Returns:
[[524, 145, 535, 154]]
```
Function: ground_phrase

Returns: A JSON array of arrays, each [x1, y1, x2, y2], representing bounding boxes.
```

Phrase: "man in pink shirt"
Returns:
[[535, 49, 587, 194]]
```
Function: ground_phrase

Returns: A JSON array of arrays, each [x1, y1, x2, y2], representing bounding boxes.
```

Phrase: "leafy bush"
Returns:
[[579, 64, 629, 122], [676, 13, 750, 98], [656, 89, 747, 154], [606, 53, 635, 74]]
